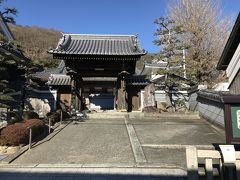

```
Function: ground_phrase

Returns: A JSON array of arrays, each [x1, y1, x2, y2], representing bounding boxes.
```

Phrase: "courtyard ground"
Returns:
[[11, 112, 225, 167], [0, 112, 225, 179]]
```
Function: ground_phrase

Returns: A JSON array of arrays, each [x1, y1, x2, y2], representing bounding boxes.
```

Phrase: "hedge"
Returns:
[[0, 119, 45, 146]]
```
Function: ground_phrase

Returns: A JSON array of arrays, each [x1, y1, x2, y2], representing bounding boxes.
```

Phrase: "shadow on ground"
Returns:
[[0, 168, 187, 180]]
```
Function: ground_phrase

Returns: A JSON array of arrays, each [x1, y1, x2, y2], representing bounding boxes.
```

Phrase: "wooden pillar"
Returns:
[[75, 75, 82, 111], [70, 74, 83, 111], [70, 76, 75, 112], [113, 87, 116, 110], [117, 76, 127, 111]]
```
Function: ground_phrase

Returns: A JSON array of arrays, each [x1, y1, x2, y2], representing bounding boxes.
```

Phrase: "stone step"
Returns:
[[143, 112, 200, 119], [87, 111, 200, 120], [88, 113, 127, 119]]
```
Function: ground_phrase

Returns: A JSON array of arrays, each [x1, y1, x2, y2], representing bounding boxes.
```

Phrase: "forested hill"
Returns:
[[9, 24, 157, 69], [9, 24, 62, 68]]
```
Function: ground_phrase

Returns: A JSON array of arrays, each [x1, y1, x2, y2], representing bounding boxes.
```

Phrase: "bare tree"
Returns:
[[167, 0, 232, 86]]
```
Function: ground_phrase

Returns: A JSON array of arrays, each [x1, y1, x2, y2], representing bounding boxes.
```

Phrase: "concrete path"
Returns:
[[13, 118, 134, 164], [11, 113, 225, 167], [3, 113, 225, 179]]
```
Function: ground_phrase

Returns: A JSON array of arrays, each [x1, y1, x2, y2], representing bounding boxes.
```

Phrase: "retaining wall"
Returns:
[[189, 90, 225, 127]]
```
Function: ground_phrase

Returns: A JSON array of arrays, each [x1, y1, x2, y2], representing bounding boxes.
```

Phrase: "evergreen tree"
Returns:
[[0, 1, 25, 108], [153, 16, 186, 88]]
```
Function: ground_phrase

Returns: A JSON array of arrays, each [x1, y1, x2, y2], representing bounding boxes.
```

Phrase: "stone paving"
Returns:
[[0, 112, 226, 179], [13, 118, 134, 164], [11, 114, 225, 166]]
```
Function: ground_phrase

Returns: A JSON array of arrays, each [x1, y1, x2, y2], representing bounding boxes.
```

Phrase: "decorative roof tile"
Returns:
[[48, 34, 146, 56], [30, 60, 66, 82], [47, 74, 71, 86]]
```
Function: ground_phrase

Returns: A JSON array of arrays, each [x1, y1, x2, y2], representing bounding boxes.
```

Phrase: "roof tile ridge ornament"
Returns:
[[118, 70, 130, 75], [46, 74, 54, 85], [133, 34, 138, 51], [56, 33, 71, 51]]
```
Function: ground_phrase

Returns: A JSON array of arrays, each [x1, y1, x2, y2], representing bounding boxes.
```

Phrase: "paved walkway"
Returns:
[[0, 113, 226, 179], [11, 113, 225, 169], [13, 118, 134, 164]]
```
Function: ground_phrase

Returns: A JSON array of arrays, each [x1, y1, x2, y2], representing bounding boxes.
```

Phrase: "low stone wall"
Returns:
[[197, 98, 224, 127], [189, 90, 225, 127], [188, 92, 198, 111]]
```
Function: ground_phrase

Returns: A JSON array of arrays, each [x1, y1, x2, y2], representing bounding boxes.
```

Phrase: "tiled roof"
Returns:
[[47, 75, 71, 86], [126, 75, 149, 86], [82, 77, 117, 82], [30, 71, 51, 82], [197, 90, 235, 103], [48, 34, 146, 56], [30, 69, 61, 82], [217, 13, 240, 70], [30, 60, 66, 82], [141, 61, 168, 75]]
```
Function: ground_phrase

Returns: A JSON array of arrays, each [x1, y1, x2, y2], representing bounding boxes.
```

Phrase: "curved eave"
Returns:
[[217, 13, 240, 70], [48, 50, 146, 56]]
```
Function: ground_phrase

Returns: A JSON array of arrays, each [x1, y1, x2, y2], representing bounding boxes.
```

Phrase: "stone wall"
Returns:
[[188, 92, 198, 111], [197, 98, 224, 127], [189, 90, 225, 127]]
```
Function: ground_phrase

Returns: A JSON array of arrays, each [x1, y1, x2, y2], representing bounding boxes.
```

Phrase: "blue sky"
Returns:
[[2, 0, 240, 53]]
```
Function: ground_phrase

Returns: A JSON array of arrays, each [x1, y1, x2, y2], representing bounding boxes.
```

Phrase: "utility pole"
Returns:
[[183, 49, 186, 78]]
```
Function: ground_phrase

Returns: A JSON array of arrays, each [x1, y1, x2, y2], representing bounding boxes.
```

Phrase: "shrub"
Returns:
[[22, 111, 39, 120], [7, 111, 21, 124], [0, 119, 45, 146], [56, 109, 70, 119], [46, 112, 60, 125], [24, 119, 45, 138], [0, 123, 29, 146]]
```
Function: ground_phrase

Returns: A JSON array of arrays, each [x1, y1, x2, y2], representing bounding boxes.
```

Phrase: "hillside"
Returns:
[[9, 24, 62, 68], [9, 24, 157, 70]]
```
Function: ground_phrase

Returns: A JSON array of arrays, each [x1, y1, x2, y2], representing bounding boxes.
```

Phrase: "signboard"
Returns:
[[230, 106, 240, 138], [222, 96, 240, 144]]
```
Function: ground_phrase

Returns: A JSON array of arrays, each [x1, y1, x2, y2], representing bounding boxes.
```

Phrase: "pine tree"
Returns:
[[0, 1, 25, 108], [153, 16, 187, 111], [154, 16, 186, 89]]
